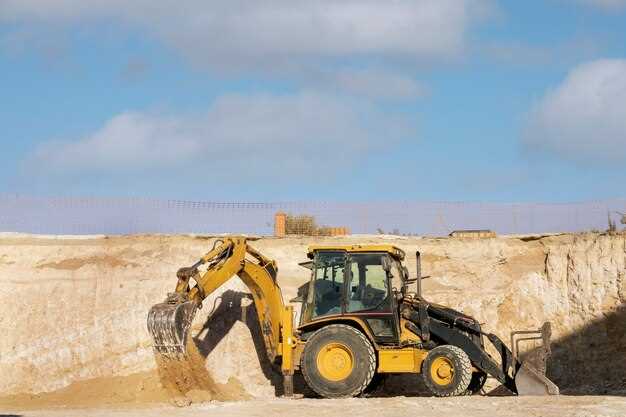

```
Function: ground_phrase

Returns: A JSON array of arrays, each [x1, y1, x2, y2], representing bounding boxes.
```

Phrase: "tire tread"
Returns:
[[301, 324, 376, 398], [422, 344, 472, 397]]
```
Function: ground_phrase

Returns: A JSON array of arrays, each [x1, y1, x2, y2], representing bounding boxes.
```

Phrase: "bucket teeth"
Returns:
[[147, 300, 198, 359]]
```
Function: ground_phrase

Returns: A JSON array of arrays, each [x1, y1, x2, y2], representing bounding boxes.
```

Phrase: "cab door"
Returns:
[[345, 253, 399, 344], [299, 251, 347, 324]]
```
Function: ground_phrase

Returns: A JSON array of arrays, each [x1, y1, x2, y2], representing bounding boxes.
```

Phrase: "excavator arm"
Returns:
[[147, 237, 295, 391]]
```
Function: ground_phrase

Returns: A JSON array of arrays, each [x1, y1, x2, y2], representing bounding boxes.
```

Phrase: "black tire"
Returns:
[[362, 373, 388, 397], [301, 324, 376, 398], [422, 345, 472, 397]]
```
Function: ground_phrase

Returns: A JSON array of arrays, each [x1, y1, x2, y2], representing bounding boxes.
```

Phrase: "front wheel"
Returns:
[[422, 345, 472, 397], [301, 324, 376, 398]]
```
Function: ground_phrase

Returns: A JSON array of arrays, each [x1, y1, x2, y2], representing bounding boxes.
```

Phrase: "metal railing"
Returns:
[[0, 194, 624, 236]]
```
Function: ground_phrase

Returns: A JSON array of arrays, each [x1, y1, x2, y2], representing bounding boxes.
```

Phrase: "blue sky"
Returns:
[[1, 0, 626, 202]]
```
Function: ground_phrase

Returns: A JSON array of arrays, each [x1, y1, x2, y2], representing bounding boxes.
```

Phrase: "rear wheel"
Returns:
[[362, 373, 388, 397], [422, 345, 472, 397], [301, 324, 376, 398]]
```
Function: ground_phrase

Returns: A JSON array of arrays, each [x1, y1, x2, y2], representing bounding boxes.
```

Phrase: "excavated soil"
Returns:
[[153, 338, 250, 405], [0, 232, 625, 411], [0, 371, 167, 409]]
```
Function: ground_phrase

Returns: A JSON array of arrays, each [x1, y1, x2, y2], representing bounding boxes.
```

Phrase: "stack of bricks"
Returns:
[[273, 212, 350, 237], [328, 227, 350, 236], [274, 212, 287, 237]]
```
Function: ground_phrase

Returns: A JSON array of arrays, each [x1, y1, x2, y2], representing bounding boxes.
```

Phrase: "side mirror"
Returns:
[[381, 256, 391, 272]]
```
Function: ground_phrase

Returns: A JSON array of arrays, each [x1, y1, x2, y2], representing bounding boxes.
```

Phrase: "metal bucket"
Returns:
[[147, 299, 198, 359], [511, 322, 559, 395]]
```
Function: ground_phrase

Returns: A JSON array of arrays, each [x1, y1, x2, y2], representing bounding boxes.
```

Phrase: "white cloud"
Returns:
[[524, 59, 626, 163], [325, 69, 427, 100], [30, 92, 416, 176], [0, 0, 489, 70], [298, 68, 427, 100]]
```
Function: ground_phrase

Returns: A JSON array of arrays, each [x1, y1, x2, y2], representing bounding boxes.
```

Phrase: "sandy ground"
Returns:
[[2, 396, 626, 417]]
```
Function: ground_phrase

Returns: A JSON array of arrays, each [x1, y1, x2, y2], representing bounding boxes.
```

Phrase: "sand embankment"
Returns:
[[0, 233, 624, 406]]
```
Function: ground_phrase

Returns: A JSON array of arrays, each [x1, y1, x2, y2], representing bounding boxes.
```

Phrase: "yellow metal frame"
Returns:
[[378, 347, 428, 373], [172, 237, 295, 366], [399, 318, 422, 345], [297, 315, 379, 347], [307, 244, 405, 260], [280, 305, 295, 377]]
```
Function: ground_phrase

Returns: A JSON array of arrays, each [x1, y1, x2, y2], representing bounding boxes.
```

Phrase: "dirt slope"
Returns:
[[0, 232, 624, 407]]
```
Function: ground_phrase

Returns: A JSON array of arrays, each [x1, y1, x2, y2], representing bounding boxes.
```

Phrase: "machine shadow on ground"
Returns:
[[192, 290, 287, 396], [542, 303, 626, 396]]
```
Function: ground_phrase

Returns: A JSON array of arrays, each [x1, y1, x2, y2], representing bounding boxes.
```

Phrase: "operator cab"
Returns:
[[296, 245, 407, 344]]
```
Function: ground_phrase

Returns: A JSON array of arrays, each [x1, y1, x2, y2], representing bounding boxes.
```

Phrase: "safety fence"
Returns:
[[0, 195, 624, 236]]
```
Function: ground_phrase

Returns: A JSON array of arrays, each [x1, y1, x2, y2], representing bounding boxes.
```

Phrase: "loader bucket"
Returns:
[[147, 299, 198, 359], [515, 362, 559, 395], [511, 322, 559, 395]]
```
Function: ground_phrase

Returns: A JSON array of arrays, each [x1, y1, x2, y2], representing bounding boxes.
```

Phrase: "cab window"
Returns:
[[390, 259, 405, 292], [347, 253, 390, 312], [310, 252, 345, 318]]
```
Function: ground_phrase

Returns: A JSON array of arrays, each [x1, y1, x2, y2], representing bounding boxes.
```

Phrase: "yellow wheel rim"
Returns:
[[430, 356, 454, 386], [316, 342, 354, 382]]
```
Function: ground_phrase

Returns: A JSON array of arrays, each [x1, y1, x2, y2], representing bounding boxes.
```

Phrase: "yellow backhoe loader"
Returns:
[[147, 237, 558, 398]]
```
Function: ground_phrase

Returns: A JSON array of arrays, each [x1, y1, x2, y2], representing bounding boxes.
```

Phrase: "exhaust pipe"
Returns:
[[415, 250, 422, 298]]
